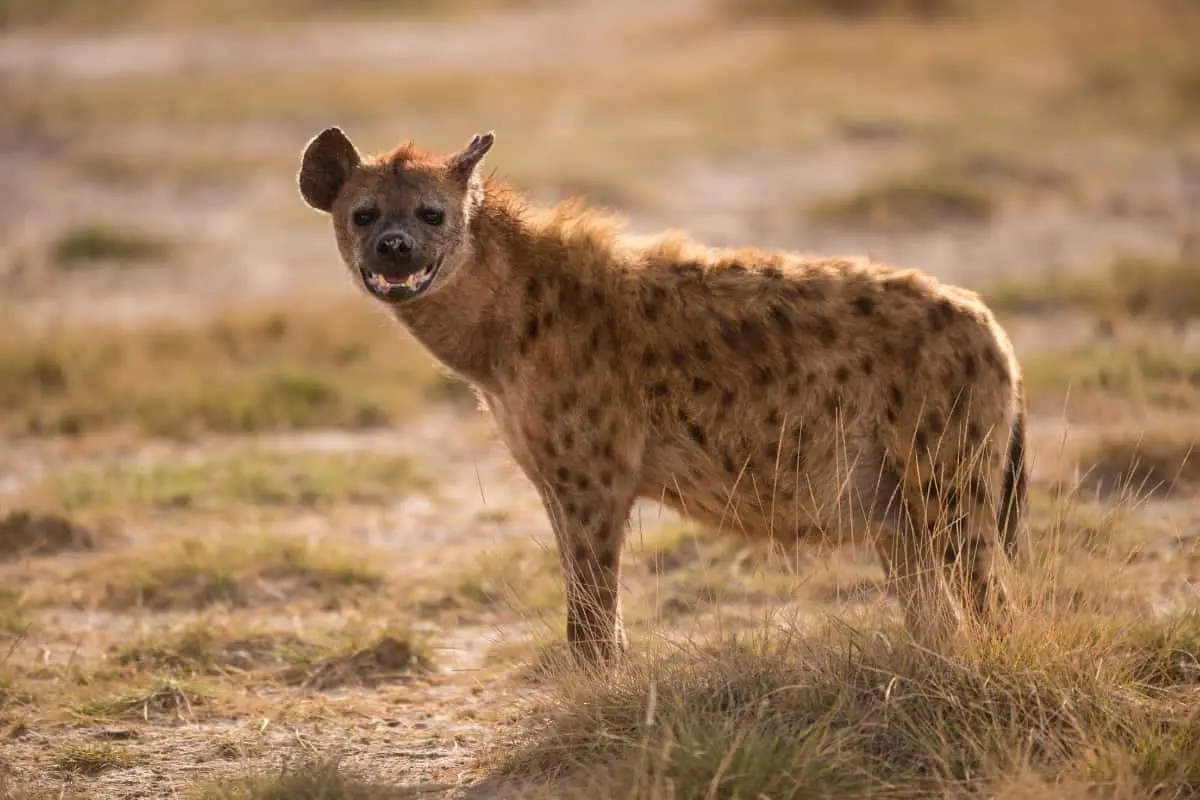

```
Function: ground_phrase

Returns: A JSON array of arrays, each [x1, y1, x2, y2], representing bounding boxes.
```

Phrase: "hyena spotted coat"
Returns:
[[298, 128, 1029, 664]]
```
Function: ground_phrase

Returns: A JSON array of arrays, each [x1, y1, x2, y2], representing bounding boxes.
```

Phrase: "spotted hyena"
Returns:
[[297, 128, 1028, 664]]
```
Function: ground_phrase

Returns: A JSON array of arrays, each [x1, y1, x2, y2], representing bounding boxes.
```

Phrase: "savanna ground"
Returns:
[[2, 0, 1200, 797]]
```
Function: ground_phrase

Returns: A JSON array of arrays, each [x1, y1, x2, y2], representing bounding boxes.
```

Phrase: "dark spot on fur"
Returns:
[[524, 316, 540, 342], [963, 353, 978, 380], [928, 298, 956, 333], [561, 389, 579, 411], [687, 424, 707, 446], [650, 381, 669, 399], [642, 347, 660, 368], [721, 389, 735, 407], [766, 408, 781, 427], [786, 381, 800, 397], [882, 340, 896, 358], [890, 384, 903, 408], [915, 430, 928, 452], [600, 470, 614, 488], [601, 442, 615, 460], [768, 305, 794, 333], [861, 355, 874, 375], [574, 473, 591, 491], [692, 377, 713, 394], [835, 365, 850, 384], [556, 466, 572, 483], [754, 366, 772, 386], [926, 410, 944, 434], [799, 283, 825, 303], [810, 315, 839, 346], [825, 392, 840, 416], [563, 431, 576, 450], [587, 406, 602, 426], [885, 406, 897, 424], [695, 341, 713, 362], [944, 541, 960, 564], [641, 286, 667, 322], [599, 550, 615, 570], [761, 266, 784, 279], [525, 277, 541, 301], [578, 505, 594, 527], [722, 454, 736, 473], [670, 349, 686, 367], [853, 295, 876, 316]]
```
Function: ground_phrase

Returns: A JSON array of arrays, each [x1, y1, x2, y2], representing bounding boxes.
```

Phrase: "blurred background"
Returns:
[[1, 2, 1200, 795]]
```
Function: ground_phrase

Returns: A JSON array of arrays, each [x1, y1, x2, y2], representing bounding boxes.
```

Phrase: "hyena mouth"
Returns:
[[360, 258, 442, 301]]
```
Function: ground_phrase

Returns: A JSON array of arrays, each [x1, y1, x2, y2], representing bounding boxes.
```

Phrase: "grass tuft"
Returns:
[[52, 742, 144, 775], [80, 678, 210, 722], [808, 166, 995, 229], [986, 252, 1200, 324], [283, 633, 433, 690], [1075, 431, 1198, 500], [51, 224, 172, 267], [494, 616, 1200, 798], [188, 757, 411, 800], [81, 534, 384, 611], [0, 509, 98, 559]]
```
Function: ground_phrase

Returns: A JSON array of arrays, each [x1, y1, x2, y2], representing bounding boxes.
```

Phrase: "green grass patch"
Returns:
[[51, 223, 172, 267], [0, 300, 443, 439], [1022, 339, 1200, 412], [79, 534, 384, 611], [52, 742, 144, 775], [31, 450, 427, 513], [986, 252, 1200, 323], [808, 164, 995, 229], [494, 614, 1200, 798]]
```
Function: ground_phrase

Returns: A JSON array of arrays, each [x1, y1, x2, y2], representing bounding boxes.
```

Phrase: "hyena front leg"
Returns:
[[538, 464, 639, 667]]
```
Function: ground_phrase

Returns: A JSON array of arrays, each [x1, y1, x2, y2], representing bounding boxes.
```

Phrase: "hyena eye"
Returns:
[[352, 207, 379, 227], [417, 206, 444, 226]]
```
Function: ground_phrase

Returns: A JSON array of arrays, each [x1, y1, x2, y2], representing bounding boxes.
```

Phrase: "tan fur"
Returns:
[[298, 129, 1029, 664]]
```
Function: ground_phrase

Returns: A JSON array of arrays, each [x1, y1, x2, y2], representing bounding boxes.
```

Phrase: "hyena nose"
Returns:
[[375, 232, 414, 259]]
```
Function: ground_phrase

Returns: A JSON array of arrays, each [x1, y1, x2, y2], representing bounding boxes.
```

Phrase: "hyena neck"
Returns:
[[387, 188, 530, 392]]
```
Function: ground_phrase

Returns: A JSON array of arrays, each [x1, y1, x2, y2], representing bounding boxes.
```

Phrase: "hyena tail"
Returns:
[[998, 399, 1028, 563]]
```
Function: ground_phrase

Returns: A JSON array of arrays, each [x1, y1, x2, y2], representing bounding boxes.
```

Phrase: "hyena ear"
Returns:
[[298, 127, 361, 213], [446, 131, 495, 183]]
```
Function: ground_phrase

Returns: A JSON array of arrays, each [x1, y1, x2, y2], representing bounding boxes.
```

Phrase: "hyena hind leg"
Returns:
[[850, 449, 961, 646]]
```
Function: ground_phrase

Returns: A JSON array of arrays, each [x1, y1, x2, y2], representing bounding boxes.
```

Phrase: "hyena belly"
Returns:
[[639, 396, 879, 546]]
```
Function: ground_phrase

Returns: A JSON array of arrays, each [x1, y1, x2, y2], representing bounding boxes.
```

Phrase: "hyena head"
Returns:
[[297, 127, 494, 304]]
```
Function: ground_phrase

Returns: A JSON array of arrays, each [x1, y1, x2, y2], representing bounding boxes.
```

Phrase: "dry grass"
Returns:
[[0, 300, 441, 439], [70, 533, 384, 611], [52, 742, 144, 776], [492, 613, 1200, 798], [78, 678, 211, 722]]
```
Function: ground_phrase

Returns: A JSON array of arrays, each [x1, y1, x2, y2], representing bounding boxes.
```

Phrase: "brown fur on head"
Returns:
[[298, 127, 495, 304]]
